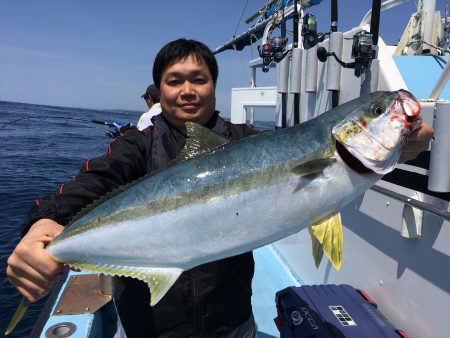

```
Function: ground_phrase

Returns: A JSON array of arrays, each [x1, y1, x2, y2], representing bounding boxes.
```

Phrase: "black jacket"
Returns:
[[21, 112, 261, 337]]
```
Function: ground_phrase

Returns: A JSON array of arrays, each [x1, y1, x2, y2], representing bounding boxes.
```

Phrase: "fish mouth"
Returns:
[[398, 90, 421, 117], [335, 140, 375, 174]]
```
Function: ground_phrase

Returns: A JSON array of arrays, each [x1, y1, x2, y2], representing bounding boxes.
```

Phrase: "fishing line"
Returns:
[[233, 45, 253, 86], [4, 115, 96, 128], [233, 0, 250, 37]]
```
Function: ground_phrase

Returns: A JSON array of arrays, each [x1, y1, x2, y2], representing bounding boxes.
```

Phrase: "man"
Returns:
[[137, 84, 162, 130], [6, 39, 433, 337], [7, 39, 260, 337]]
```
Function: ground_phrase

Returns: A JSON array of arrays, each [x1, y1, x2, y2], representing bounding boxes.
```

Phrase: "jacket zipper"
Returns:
[[192, 269, 200, 337]]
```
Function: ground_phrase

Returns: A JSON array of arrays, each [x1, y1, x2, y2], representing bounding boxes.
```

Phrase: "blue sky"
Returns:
[[0, 1, 446, 117]]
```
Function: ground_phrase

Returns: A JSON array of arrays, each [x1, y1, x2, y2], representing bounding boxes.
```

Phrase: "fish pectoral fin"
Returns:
[[291, 158, 336, 178], [141, 268, 184, 306], [308, 212, 343, 271], [173, 122, 230, 164]]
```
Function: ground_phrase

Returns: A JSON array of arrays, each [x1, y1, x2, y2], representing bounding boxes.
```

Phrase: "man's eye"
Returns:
[[194, 78, 207, 84], [168, 80, 180, 86]]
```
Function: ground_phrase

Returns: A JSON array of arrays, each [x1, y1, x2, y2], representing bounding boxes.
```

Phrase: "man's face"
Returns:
[[159, 54, 216, 131], [144, 96, 153, 109]]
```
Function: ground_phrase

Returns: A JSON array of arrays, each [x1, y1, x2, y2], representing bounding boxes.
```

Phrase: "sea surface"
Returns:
[[0, 100, 274, 337]]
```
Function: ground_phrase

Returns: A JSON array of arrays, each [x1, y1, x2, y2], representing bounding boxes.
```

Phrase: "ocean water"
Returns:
[[0, 101, 274, 337], [0, 101, 141, 337]]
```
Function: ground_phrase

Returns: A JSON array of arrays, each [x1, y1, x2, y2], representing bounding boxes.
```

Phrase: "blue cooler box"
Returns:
[[274, 284, 409, 338]]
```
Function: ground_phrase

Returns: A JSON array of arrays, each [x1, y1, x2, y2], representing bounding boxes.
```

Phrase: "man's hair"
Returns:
[[153, 39, 218, 89], [142, 84, 160, 103]]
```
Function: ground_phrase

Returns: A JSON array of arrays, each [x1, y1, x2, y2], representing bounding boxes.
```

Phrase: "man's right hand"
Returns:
[[6, 219, 64, 302]]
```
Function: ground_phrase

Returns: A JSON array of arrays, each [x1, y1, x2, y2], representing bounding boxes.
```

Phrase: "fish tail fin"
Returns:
[[308, 212, 343, 271], [142, 268, 184, 306], [5, 296, 31, 335]]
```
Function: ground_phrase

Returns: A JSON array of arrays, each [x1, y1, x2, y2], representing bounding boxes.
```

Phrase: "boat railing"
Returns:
[[371, 185, 450, 222]]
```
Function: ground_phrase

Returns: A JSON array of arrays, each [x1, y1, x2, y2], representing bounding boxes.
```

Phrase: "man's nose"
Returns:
[[181, 81, 195, 96]]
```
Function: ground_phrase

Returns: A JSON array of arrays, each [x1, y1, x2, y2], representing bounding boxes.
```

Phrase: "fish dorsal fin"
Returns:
[[69, 124, 228, 226], [308, 212, 343, 271], [173, 122, 230, 164], [291, 158, 336, 178], [67, 173, 151, 226]]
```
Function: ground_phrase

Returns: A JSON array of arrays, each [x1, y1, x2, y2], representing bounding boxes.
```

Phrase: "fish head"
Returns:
[[332, 90, 422, 174]]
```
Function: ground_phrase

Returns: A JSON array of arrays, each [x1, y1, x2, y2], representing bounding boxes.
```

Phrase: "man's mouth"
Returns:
[[180, 104, 200, 110]]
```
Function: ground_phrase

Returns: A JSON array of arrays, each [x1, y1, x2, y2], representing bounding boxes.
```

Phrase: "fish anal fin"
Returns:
[[309, 213, 343, 271], [292, 158, 336, 178], [173, 122, 229, 164], [140, 268, 183, 306], [308, 225, 324, 268], [65, 262, 183, 306]]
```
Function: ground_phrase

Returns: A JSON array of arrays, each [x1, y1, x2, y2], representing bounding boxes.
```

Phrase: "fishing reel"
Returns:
[[271, 37, 288, 62], [316, 30, 374, 78], [302, 14, 318, 49], [106, 121, 125, 138], [301, 14, 327, 49], [351, 30, 374, 77], [258, 36, 288, 73], [258, 43, 273, 73], [92, 119, 136, 138], [107, 122, 136, 138]]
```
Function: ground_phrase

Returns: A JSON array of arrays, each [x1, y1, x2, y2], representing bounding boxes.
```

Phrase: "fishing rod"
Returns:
[[5, 116, 135, 138], [330, 0, 340, 108], [293, 0, 300, 125]]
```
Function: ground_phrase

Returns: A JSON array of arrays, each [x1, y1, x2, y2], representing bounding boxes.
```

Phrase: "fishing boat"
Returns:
[[28, 1, 449, 337]]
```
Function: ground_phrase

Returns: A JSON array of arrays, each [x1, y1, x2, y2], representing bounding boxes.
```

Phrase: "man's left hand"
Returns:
[[400, 122, 434, 163]]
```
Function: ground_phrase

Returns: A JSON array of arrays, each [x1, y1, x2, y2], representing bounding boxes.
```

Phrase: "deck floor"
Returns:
[[252, 245, 301, 337]]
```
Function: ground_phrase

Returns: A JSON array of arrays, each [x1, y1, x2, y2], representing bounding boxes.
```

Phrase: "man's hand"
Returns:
[[400, 122, 434, 163], [6, 219, 64, 302]]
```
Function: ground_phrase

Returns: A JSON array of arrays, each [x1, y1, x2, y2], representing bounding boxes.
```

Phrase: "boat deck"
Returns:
[[36, 245, 302, 338]]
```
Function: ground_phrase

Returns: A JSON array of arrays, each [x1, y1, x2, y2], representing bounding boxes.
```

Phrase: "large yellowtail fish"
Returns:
[[6, 90, 421, 334]]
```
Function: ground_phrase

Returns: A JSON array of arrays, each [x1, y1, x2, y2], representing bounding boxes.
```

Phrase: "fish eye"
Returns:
[[371, 105, 384, 115]]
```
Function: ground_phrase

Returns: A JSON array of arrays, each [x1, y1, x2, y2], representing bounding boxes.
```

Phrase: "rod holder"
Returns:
[[305, 45, 318, 93], [428, 101, 450, 193], [326, 32, 343, 91], [289, 48, 302, 93], [277, 52, 290, 93]]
